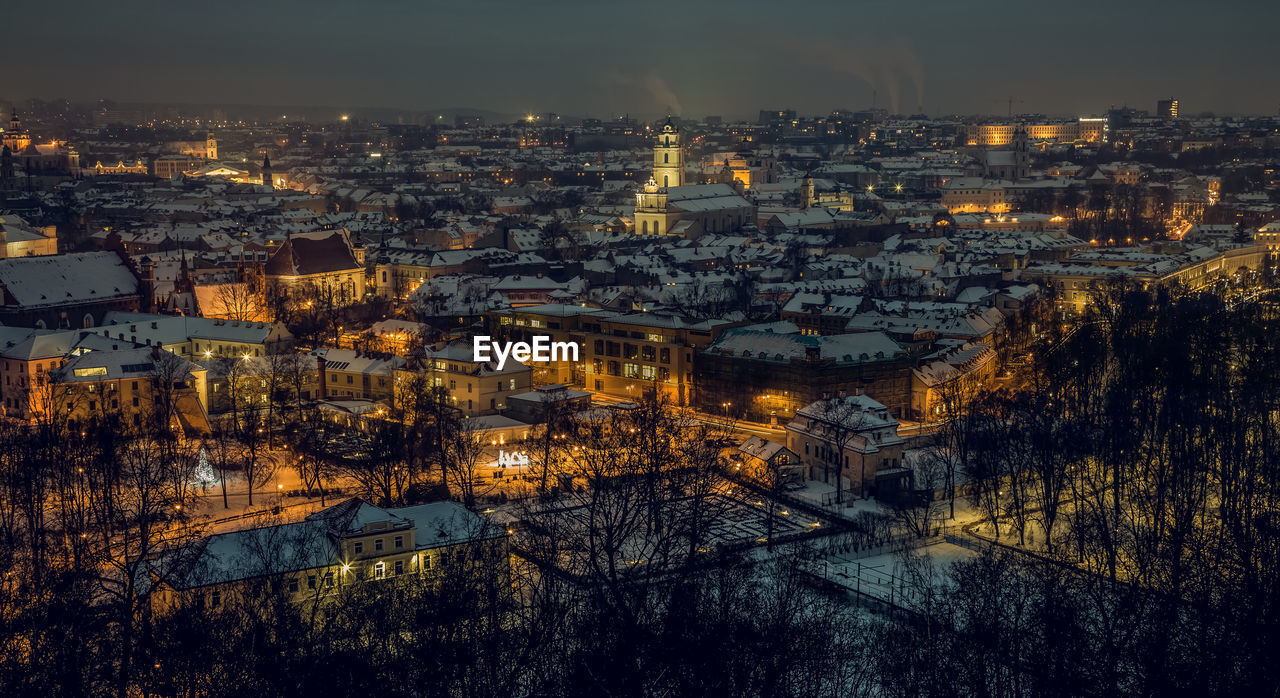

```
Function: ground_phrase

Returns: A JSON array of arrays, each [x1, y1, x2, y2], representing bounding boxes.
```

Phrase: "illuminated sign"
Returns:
[[496, 450, 530, 468]]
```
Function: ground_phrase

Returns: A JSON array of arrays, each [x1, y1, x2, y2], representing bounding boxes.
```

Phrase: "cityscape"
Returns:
[[3, 3, 1280, 697]]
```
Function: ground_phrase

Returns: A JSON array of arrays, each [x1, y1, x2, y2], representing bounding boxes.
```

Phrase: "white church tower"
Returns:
[[653, 117, 684, 189]]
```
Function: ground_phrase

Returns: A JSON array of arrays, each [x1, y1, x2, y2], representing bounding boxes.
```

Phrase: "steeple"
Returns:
[[652, 117, 684, 189], [1012, 127, 1029, 180], [261, 154, 274, 187], [177, 252, 195, 294]]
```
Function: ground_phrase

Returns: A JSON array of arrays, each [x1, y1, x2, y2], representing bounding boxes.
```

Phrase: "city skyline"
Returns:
[[4, 0, 1279, 119], [3, 5, 1280, 695]]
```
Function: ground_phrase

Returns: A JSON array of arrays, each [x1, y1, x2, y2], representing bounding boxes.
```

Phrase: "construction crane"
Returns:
[[993, 95, 1025, 118]]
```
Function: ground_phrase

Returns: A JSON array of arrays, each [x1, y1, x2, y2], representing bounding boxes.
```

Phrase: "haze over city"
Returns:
[[5, 0, 1280, 118]]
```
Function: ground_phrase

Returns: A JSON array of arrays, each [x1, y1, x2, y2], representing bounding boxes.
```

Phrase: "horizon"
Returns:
[[3, 0, 1278, 119]]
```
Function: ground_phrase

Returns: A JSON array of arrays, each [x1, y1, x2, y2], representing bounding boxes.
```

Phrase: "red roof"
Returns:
[[264, 230, 361, 277]]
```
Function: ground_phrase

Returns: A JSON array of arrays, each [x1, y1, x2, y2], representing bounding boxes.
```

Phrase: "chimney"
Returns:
[[151, 346, 161, 360], [317, 355, 328, 400]]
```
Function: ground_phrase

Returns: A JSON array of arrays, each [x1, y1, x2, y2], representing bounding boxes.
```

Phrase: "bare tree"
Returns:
[[443, 419, 493, 508]]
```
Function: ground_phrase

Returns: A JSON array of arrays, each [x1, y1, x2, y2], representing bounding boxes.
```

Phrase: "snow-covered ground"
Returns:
[[789, 479, 886, 518], [811, 541, 979, 607]]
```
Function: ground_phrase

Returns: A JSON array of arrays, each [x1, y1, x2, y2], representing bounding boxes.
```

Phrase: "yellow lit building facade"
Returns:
[[653, 118, 684, 189], [961, 118, 1106, 146]]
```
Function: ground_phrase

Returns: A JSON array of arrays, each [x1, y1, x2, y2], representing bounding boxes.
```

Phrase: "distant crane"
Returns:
[[993, 95, 1025, 118]]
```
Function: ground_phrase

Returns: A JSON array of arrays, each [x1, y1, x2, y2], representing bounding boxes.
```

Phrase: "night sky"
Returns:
[[5, 0, 1278, 118]]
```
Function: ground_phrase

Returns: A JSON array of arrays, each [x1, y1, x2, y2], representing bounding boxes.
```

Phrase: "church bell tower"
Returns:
[[1012, 127, 1029, 180], [653, 117, 684, 189]]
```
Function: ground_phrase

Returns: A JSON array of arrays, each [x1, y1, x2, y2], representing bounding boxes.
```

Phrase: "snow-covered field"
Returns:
[[812, 541, 979, 607]]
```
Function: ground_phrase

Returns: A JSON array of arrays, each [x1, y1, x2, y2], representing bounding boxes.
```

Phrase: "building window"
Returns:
[[394, 535, 403, 549], [375, 539, 383, 552], [374, 562, 386, 580], [394, 560, 404, 575], [355, 542, 363, 554], [288, 578, 299, 593]]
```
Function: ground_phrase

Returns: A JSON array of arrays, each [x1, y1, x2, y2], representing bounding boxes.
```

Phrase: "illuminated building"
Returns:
[[785, 395, 907, 499], [263, 229, 367, 304], [0, 214, 58, 258], [311, 348, 400, 402], [14, 141, 80, 173], [694, 329, 912, 423], [652, 117, 684, 188], [940, 178, 1010, 214], [142, 498, 508, 611], [1, 111, 31, 151], [49, 346, 212, 433], [1255, 221, 1280, 251], [88, 160, 149, 176], [165, 132, 217, 160], [1025, 243, 1270, 317], [184, 162, 252, 182], [736, 436, 803, 486], [1157, 97, 1179, 119], [393, 342, 531, 416], [485, 304, 738, 406], [633, 180, 754, 236], [910, 342, 997, 421], [960, 118, 1106, 146], [710, 153, 753, 189], [152, 155, 203, 179]]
